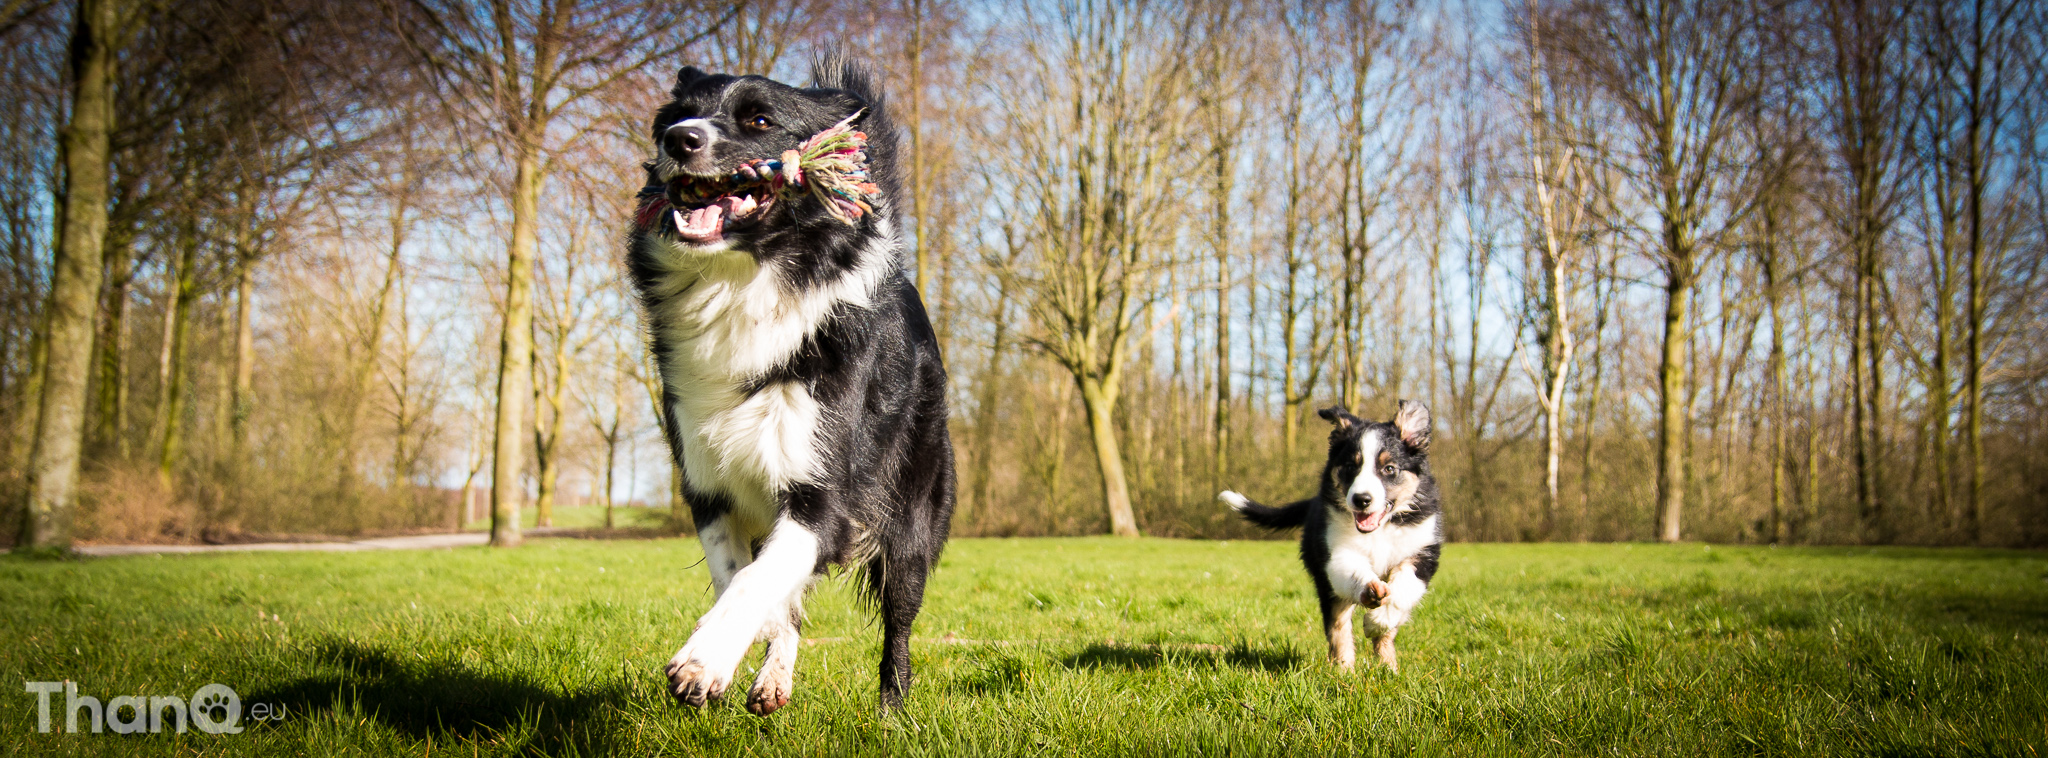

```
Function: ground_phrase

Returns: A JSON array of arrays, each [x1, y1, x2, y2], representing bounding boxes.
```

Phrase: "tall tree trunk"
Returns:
[[907, 0, 930, 297], [1656, 262, 1693, 543], [531, 336, 570, 528], [970, 286, 1011, 524], [1928, 205, 1955, 525], [1079, 376, 1137, 537], [1961, 0, 1993, 543], [155, 229, 200, 488], [12, 310, 48, 474], [92, 235, 132, 460], [1762, 208, 1787, 544], [1859, 229, 1887, 541], [230, 263, 253, 453], [1210, 136, 1232, 494], [1525, 6, 1576, 540], [458, 421, 484, 528], [22, 0, 118, 551], [490, 147, 541, 547]]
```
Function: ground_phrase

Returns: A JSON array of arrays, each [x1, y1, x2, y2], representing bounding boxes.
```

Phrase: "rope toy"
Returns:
[[646, 110, 881, 229]]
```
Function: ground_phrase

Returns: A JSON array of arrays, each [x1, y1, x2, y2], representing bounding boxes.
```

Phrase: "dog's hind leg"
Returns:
[[871, 545, 932, 712], [746, 604, 801, 716], [667, 517, 819, 708], [1320, 595, 1357, 670]]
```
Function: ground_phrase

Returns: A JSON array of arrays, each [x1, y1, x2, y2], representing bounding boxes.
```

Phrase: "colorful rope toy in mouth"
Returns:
[[662, 110, 882, 226]]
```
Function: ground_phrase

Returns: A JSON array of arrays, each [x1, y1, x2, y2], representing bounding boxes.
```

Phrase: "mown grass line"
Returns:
[[2, 538, 2044, 756]]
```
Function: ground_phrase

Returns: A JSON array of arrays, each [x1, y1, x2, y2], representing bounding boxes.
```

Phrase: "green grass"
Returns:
[[3, 539, 2045, 756]]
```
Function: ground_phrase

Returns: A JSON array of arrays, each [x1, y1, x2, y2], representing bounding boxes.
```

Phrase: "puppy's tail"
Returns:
[[1218, 491, 1309, 530]]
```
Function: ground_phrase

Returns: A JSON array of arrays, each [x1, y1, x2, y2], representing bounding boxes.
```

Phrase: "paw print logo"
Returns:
[[195, 691, 231, 718], [190, 683, 243, 734]]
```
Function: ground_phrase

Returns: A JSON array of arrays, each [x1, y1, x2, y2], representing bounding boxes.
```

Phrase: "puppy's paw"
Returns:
[[1360, 579, 1391, 608], [665, 656, 730, 708], [746, 667, 793, 716], [1217, 491, 1249, 511]]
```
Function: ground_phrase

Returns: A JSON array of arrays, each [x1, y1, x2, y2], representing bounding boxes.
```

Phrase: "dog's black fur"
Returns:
[[1221, 401, 1442, 670], [626, 56, 953, 714]]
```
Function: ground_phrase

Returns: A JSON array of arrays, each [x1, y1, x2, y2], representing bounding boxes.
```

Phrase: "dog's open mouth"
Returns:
[[666, 176, 776, 244], [1354, 508, 1388, 533]]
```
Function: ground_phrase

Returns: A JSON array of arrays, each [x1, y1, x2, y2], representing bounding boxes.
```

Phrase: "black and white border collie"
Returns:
[[1218, 401, 1442, 671], [625, 57, 954, 714]]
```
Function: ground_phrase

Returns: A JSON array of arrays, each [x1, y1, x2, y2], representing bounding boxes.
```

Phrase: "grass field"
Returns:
[[3, 537, 2045, 756]]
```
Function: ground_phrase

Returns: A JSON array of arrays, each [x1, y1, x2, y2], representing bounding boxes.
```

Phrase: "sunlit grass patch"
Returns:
[[2, 539, 2044, 756]]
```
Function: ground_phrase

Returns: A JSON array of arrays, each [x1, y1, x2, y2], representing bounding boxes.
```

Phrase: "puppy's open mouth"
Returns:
[[669, 192, 771, 244], [1354, 509, 1388, 533], [665, 173, 779, 244]]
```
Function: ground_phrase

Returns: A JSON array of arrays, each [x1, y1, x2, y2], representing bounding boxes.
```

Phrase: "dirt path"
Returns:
[[72, 529, 586, 557]]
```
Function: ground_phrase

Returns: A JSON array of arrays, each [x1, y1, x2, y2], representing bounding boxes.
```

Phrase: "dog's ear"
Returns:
[[673, 66, 707, 93], [1317, 406, 1354, 431], [809, 51, 882, 121], [1395, 400, 1431, 451]]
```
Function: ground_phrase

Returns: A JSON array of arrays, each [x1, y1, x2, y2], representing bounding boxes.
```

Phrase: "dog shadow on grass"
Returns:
[[1059, 641, 1302, 673], [245, 639, 630, 752]]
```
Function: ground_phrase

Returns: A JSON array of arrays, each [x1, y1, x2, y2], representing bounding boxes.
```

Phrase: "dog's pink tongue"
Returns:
[[673, 196, 761, 244], [1356, 509, 1386, 533], [674, 204, 724, 243]]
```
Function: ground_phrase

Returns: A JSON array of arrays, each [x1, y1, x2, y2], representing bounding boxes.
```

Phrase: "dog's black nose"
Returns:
[[664, 122, 711, 156], [1351, 492, 1372, 510]]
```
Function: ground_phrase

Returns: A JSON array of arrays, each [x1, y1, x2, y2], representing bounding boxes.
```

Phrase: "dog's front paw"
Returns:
[[746, 667, 793, 716], [665, 656, 731, 707], [1361, 579, 1391, 608]]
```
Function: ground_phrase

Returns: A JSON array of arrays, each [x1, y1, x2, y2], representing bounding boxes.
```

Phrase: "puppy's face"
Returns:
[[647, 66, 866, 247], [1318, 401, 1431, 534]]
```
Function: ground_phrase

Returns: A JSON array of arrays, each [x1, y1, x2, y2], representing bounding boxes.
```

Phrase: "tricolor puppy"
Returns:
[[1218, 401, 1442, 671], [626, 56, 954, 714]]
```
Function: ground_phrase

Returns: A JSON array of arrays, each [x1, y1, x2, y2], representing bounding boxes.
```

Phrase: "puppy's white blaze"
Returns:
[[1218, 491, 1250, 511], [1346, 431, 1389, 509], [672, 518, 820, 677], [674, 117, 720, 144]]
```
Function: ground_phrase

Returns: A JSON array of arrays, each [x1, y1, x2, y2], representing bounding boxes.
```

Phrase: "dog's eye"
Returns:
[[1381, 464, 1397, 476], [1353, 452, 1363, 465], [747, 114, 774, 130]]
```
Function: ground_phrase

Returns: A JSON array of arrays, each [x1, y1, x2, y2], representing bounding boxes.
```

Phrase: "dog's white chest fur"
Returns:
[[643, 231, 892, 531], [1324, 514, 1439, 600]]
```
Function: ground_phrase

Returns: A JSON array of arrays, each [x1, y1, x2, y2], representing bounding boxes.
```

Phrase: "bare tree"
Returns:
[[1515, 0, 1598, 538], [386, 0, 727, 546], [987, 0, 1195, 536], [1916, 0, 2030, 542], [1550, 0, 1765, 542], [1812, 0, 1916, 541], [20, 0, 121, 550]]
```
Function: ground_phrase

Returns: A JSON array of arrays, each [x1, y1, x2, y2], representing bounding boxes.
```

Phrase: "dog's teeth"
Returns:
[[673, 209, 686, 233]]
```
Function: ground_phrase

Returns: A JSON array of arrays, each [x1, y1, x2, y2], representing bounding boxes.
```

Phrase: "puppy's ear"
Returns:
[[1317, 406, 1354, 431], [1395, 400, 1431, 451], [673, 66, 707, 92]]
